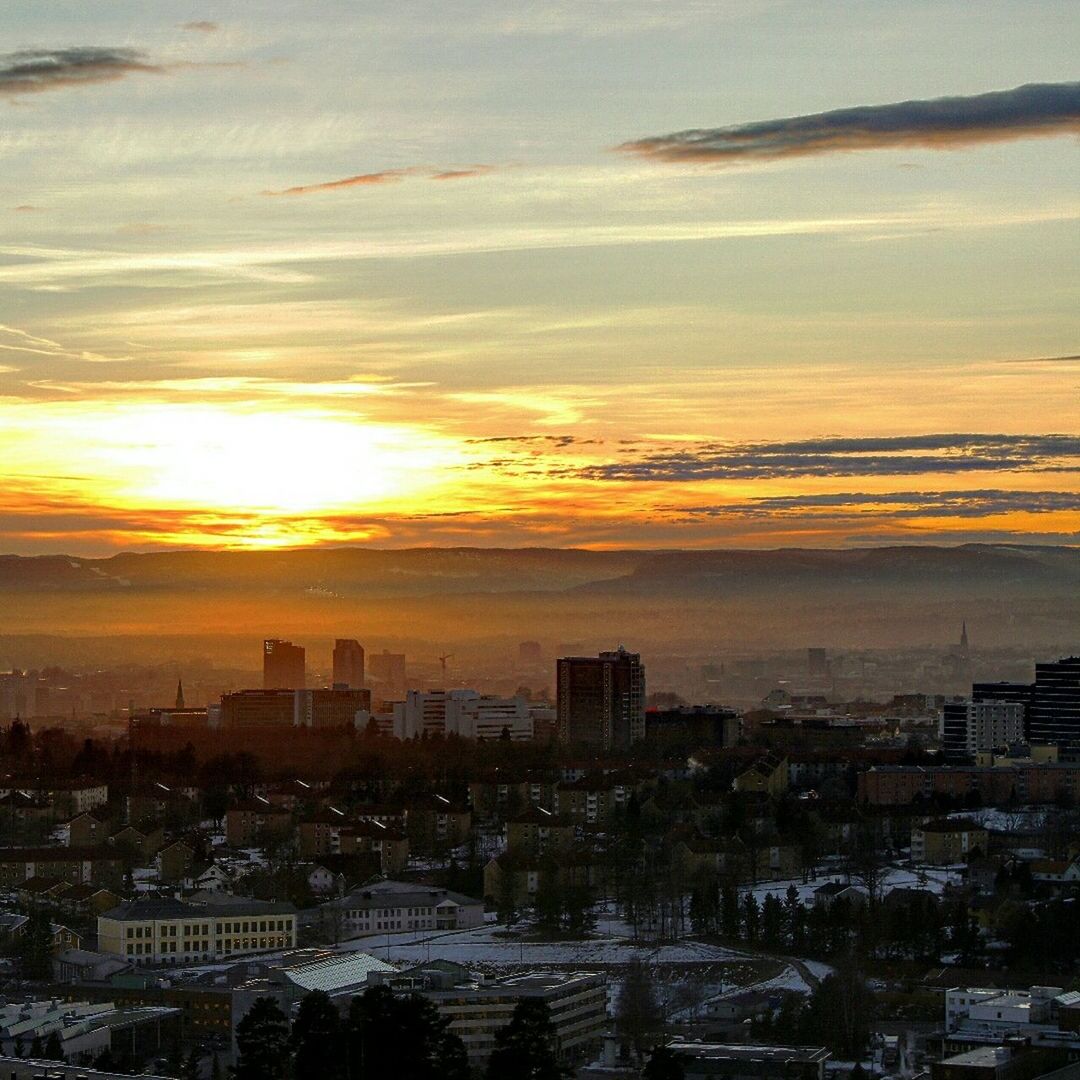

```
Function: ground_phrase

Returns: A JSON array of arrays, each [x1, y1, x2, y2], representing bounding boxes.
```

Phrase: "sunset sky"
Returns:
[[1, 1, 1078, 553]]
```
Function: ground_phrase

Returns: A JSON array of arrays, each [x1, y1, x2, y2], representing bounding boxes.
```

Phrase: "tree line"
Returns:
[[234, 985, 571, 1080]]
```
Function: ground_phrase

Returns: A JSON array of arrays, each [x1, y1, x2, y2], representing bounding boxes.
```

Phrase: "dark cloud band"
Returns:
[[618, 82, 1080, 164], [0, 48, 162, 95], [580, 434, 1080, 482], [674, 489, 1080, 520]]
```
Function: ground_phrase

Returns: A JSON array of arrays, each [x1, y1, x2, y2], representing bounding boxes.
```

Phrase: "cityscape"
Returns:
[[1, 1, 1078, 1079]]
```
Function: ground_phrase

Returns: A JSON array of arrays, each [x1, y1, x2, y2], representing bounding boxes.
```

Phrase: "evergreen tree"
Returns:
[[743, 893, 760, 941], [615, 959, 665, 1061], [761, 894, 783, 946], [19, 906, 54, 980], [235, 996, 291, 1080], [42, 1030, 64, 1062], [496, 859, 520, 929], [29, 1035, 44, 1059], [347, 986, 469, 1080], [562, 882, 596, 937], [292, 990, 344, 1080], [535, 862, 563, 934], [720, 885, 740, 938], [485, 998, 569, 1080], [644, 1044, 686, 1080]]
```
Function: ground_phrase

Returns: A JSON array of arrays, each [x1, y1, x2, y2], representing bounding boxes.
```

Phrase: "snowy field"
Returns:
[[745, 864, 963, 906]]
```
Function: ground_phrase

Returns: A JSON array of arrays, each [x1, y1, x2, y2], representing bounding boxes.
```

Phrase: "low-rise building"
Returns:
[[912, 819, 989, 864], [225, 797, 293, 847], [98, 896, 296, 964], [658, 1041, 829, 1080], [372, 962, 606, 1063], [322, 879, 483, 938]]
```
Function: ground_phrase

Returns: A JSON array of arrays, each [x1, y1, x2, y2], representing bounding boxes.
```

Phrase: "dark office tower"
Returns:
[[333, 639, 365, 689], [369, 650, 407, 697], [519, 640, 543, 665], [1028, 657, 1080, 747], [807, 648, 828, 679], [263, 639, 306, 690], [557, 646, 645, 751]]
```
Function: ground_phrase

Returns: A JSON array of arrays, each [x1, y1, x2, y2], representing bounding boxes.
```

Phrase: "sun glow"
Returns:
[[0, 401, 464, 543]]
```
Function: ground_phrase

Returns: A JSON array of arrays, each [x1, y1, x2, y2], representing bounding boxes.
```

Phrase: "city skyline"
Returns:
[[1, 2, 1077, 554]]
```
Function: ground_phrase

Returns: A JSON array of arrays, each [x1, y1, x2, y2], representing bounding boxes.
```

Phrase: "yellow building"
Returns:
[[98, 897, 296, 965]]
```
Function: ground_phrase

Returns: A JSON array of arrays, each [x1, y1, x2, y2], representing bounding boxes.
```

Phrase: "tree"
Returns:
[[348, 986, 469, 1080], [535, 860, 564, 934], [644, 1044, 685, 1080], [43, 1030, 64, 1062], [235, 996, 291, 1080], [485, 998, 569, 1080], [496, 858, 520, 929], [18, 906, 54, 980], [292, 990, 344, 1080], [615, 959, 665, 1061]]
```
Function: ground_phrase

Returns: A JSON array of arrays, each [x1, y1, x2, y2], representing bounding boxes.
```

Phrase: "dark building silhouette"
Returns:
[[369, 650, 407, 697], [221, 689, 296, 728], [332, 639, 365, 689], [556, 646, 645, 751], [263, 639, 305, 690], [1028, 657, 1080, 747]]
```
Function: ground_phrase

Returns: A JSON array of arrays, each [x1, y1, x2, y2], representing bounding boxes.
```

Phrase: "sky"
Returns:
[[0, 0, 1077, 554]]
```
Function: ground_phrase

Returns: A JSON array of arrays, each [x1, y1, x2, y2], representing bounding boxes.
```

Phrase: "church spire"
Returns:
[[960, 621, 969, 653], [175, 679, 185, 710]]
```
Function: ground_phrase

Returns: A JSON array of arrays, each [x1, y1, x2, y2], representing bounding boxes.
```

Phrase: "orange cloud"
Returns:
[[264, 164, 498, 196]]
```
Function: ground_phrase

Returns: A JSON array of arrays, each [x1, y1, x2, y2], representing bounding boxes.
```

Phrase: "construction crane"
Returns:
[[437, 653, 454, 682]]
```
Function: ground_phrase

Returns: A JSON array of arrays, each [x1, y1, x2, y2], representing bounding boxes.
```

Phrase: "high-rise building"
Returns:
[[369, 651, 407, 698], [941, 698, 1027, 762], [518, 641, 543, 666], [942, 680, 1033, 762], [556, 646, 645, 750], [807, 648, 829, 679], [263, 639, 306, 690], [1028, 657, 1080, 747], [332, 639, 366, 689]]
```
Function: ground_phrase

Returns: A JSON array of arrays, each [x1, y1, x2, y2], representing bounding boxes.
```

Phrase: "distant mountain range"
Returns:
[[0, 544, 1076, 656], [0, 543, 1077, 598]]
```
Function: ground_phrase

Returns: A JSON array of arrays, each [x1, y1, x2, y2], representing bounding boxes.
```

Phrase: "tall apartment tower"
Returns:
[[942, 680, 1033, 762], [1028, 657, 1080, 746], [556, 646, 645, 751], [332, 639, 365, 689], [263, 639, 306, 690]]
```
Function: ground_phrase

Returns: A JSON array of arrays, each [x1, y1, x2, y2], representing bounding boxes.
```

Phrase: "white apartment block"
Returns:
[[393, 690, 532, 741]]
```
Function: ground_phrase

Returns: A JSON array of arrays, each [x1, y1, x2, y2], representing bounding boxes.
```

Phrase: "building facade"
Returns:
[[263, 639, 306, 690], [332, 638, 365, 689], [98, 897, 296, 964], [556, 647, 646, 751]]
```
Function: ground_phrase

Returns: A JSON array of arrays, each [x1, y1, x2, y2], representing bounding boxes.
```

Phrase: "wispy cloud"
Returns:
[[579, 434, 1080, 482], [431, 164, 499, 180], [263, 168, 423, 196], [0, 48, 163, 97], [180, 21, 219, 33], [264, 164, 499, 196], [618, 82, 1080, 165]]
